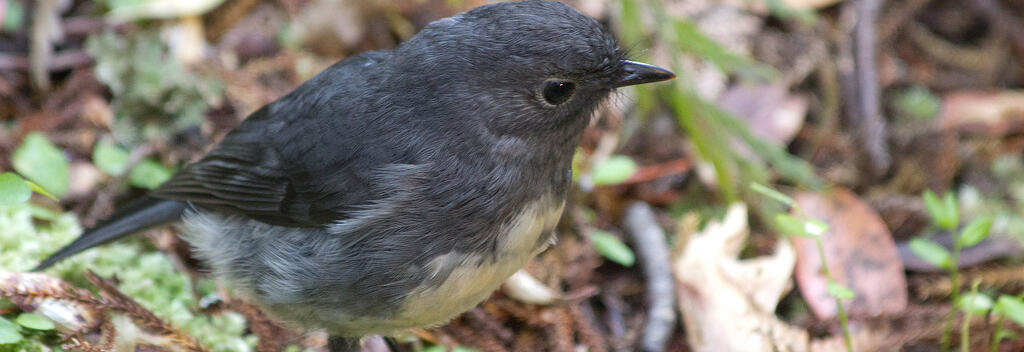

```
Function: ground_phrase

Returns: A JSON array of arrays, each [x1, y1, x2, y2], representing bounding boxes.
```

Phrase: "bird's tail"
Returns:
[[33, 197, 188, 271]]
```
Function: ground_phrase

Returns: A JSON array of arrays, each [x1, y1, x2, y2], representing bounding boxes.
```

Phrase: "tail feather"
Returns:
[[33, 197, 188, 271]]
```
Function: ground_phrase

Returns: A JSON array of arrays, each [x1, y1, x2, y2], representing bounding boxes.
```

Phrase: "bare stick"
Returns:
[[623, 202, 676, 352], [854, 0, 890, 176]]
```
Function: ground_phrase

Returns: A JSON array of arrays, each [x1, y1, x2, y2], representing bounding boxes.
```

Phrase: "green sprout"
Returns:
[[912, 190, 995, 351], [751, 183, 854, 352]]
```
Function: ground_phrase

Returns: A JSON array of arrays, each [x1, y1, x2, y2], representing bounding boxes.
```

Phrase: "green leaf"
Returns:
[[15, 313, 53, 330], [923, 190, 958, 230], [764, 0, 819, 25], [698, 96, 823, 189], [996, 296, 1024, 326], [892, 85, 941, 120], [826, 280, 855, 300], [25, 180, 58, 201], [0, 316, 22, 344], [129, 159, 175, 190], [749, 182, 794, 207], [93, 140, 131, 176], [0, 172, 31, 205], [957, 292, 994, 315], [995, 328, 1018, 342], [12, 132, 70, 198], [591, 155, 638, 186], [957, 217, 994, 248], [617, 0, 646, 53], [943, 192, 959, 229], [590, 229, 636, 267], [670, 89, 739, 201], [908, 237, 952, 270], [671, 19, 777, 80], [804, 219, 829, 237], [1, 0, 24, 32], [774, 213, 820, 238]]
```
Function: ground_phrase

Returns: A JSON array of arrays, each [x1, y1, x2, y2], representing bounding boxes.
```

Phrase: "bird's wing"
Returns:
[[152, 51, 405, 228]]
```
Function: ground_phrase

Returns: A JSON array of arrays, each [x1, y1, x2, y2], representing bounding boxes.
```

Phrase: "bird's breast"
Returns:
[[392, 196, 565, 327]]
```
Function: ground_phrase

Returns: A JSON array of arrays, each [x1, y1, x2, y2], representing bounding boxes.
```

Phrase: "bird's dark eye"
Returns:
[[541, 80, 576, 105]]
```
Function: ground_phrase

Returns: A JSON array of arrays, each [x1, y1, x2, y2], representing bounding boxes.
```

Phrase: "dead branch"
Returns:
[[623, 202, 676, 352]]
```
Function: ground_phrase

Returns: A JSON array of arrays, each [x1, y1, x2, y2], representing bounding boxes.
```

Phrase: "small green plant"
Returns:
[[958, 281, 989, 352], [949, 281, 1024, 352], [750, 183, 854, 352], [910, 190, 994, 351], [892, 85, 941, 120], [990, 293, 1024, 351], [589, 155, 639, 186], [590, 229, 636, 267]]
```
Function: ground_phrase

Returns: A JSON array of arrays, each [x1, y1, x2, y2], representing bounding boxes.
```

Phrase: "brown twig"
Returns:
[[569, 303, 608, 352], [878, 0, 934, 41], [966, 0, 1024, 55], [0, 51, 93, 71], [85, 272, 208, 351], [542, 308, 574, 352], [851, 0, 891, 177], [620, 158, 691, 185], [622, 202, 675, 352]]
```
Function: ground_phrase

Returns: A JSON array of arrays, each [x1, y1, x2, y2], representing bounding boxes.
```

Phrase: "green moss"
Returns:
[[0, 204, 255, 351], [88, 30, 222, 144]]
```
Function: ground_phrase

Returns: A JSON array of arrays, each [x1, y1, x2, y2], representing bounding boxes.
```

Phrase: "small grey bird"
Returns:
[[37, 0, 673, 350]]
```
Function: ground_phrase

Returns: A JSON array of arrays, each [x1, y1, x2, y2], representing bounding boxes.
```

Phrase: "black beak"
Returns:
[[614, 60, 676, 88]]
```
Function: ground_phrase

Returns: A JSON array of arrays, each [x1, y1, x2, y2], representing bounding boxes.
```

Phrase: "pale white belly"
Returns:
[[390, 198, 565, 328]]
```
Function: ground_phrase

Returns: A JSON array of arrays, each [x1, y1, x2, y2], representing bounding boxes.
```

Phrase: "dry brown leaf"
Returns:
[[720, 0, 841, 12], [69, 162, 104, 198], [674, 204, 886, 352], [792, 189, 908, 320], [939, 91, 1024, 135], [717, 83, 808, 147]]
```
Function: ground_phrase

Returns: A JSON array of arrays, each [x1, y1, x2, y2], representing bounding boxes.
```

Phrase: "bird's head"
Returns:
[[391, 0, 674, 148]]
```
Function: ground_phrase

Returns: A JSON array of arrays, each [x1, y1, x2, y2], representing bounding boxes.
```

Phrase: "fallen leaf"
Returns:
[[717, 83, 807, 147], [939, 91, 1024, 135], [721, 0, 841, 11], [68, 162, 104, 197], [674, 204, 886, 352], [791, 189, 909, 319], [107, 0, 225, 21]]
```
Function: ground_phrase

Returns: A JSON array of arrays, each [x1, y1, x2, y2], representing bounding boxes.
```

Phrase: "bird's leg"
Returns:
[[327, 336, 361, 352]]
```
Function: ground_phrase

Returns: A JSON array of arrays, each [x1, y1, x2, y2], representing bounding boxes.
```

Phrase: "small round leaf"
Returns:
[[826, 280, 855, 300], [957, 217, 994, 248], [0, 317, 22, 344], [957, 293, 994, 315], [0, 172, 31, 205], [93, 140, 131, 176], [908, 237, 951, 270], [15, 313, 54, 330], [129, 159, 175, 190], [996, 296, 1024, 326], [590, 155, 638, 186], [590, 229, 636, 267], [12, 132, 69, 198], [774, 213, 817, 238]]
